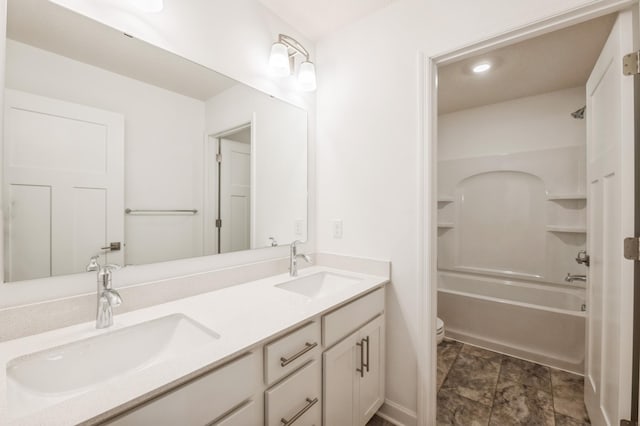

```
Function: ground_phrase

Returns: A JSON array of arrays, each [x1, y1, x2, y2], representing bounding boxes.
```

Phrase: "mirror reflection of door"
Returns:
[[3, 90, 125, 281], [215, 126, 252, 254]]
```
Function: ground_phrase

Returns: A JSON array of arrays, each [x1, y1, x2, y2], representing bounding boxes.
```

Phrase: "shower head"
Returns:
[[571, 106, 586, 119]]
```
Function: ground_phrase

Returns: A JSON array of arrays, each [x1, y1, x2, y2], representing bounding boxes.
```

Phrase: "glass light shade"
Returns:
[[269, 42, 291, 77], [133, 0, 164, 13], [297, 61, 317, 92]]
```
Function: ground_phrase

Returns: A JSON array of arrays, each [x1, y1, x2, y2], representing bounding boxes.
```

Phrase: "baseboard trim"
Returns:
[[377, 399, 417, 426], [446, 328, 584, 375]]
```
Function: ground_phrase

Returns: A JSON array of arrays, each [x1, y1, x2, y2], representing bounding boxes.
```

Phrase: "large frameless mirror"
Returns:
[[2, 0, 307, 283]]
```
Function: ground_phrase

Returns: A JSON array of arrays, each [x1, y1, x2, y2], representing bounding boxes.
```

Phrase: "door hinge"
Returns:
[[624, 237, 640, 260], [215, 218, 222, 228], [623, 51, 640, 76], [216, 153, 222, 163]]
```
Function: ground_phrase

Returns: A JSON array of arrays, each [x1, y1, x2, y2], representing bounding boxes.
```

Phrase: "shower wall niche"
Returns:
[[438, 87, 587, 286]]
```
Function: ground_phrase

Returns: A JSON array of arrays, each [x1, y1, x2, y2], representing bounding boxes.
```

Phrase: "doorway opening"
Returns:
[[205, 123, 253, 255], [422, 6, 637, 426]]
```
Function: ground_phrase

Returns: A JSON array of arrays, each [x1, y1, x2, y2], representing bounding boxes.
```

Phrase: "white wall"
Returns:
[[439, 87, 586, 159], [205, 84, 308, 250], [438, 89, 587, 286], [315, 1, 620, 423], [5, 40, 206, 266], [0, 0, 6, 283]]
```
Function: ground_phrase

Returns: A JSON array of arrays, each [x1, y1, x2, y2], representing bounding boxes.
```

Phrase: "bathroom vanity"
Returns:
[[0, 265, 388, 425], [0, 1, 388, 424]]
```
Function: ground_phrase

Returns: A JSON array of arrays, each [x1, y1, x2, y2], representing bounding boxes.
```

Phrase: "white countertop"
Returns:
[[0, 266, 388, 425]]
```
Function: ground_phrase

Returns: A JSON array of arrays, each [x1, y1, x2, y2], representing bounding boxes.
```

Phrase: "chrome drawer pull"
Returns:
[[281, 397, 318, 426], [363, 336, 370, 373], [280, 342, 318, 367], [356, 339, 365, 377]]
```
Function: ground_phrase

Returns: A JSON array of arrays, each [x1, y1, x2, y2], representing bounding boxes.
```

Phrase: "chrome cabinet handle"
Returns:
[[363, 336, 370, 373], [280, 342, 318, 367], [356, 339, 365, 377], [281, 397, 318, 425]]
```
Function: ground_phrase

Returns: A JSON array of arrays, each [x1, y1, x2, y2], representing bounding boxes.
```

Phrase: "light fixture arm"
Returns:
[[278, 34, 310, 61]]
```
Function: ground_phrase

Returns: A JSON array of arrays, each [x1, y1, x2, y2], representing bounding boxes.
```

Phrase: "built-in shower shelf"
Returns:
[[546, 194, 586, 201], [438, 196, 455, 203], [438, 223, 455, 229], [546, 226, 586, 234]]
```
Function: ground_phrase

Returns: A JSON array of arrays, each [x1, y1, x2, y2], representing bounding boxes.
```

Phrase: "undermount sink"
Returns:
[[276, 272, 362, 299], [7, 314, 219, 398]]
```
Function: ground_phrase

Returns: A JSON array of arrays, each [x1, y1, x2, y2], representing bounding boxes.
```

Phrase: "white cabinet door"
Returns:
[[323, 315, 386, 426], [323, 332, 359, 426], [107, 352, 260, 426], [212, 400, 261, 426], [358, 315, 385, 425]]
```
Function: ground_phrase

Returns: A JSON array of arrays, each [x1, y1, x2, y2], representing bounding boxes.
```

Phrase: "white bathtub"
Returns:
[[437, 271, 586, 374]]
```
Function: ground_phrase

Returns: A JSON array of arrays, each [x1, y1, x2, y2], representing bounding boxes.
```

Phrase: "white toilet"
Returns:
[[436, 317, 445, 344]]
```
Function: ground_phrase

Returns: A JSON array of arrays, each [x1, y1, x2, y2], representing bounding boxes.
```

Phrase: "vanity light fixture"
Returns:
[[472, 62, 491, 73], [132, 0, 164, 13], [269, 34, 317, 92]]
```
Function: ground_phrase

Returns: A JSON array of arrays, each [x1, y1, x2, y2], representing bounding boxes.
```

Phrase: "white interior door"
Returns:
[[219, 138, 251, 253], [3, 89, 124, 281], [585, 10, 635, 426], [323, 332, 360, 426]]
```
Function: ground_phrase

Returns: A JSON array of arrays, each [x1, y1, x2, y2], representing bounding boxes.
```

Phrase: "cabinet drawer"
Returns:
[[322, 288, 384, 348], [107, 352, 260, 426], [265, 361, 321, 426], [264, 321, 321, 385], [211, 400, 261, 426]]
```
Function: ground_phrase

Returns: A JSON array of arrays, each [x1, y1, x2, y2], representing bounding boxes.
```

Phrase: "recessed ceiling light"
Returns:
[[472, 62, 491, 73]]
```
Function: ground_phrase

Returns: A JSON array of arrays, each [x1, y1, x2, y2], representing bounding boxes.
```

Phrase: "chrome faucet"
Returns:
[[565, 273, 587, 283], [88, 256, 122, 329], [289, 240, 311, 277]]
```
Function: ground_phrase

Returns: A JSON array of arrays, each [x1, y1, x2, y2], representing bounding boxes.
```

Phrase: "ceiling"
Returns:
[[438, 14, 616, 114], [258, 0, 397, 41], [7, 0, 237, 101]]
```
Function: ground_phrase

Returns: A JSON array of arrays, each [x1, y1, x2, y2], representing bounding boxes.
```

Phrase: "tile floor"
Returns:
[[437, 340, 590, 425], [366, 415, 395, 426], [366, 339, 589, 426]]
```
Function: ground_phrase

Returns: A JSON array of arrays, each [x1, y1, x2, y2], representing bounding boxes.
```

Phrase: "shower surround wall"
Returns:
[[437, 87, 588, 372]]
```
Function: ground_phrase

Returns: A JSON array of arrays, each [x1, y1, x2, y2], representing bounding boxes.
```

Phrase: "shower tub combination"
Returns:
[[438, 271, 586, 374]]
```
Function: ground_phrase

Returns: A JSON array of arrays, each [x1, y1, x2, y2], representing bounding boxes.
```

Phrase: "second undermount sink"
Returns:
[[7, 314, 219, 398], [276, 272, 362, 299]]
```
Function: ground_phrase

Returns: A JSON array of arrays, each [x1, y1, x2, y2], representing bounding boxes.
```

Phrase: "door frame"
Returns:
[[203, 121, 254, 255], [417, 1, 637, 424]]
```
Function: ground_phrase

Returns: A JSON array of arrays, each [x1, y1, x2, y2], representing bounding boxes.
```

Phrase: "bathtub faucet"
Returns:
[[565, 273, 586, 283]]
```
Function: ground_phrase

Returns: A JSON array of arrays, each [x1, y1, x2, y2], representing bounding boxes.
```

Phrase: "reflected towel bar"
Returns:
[[125, 208, 198, 215]]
